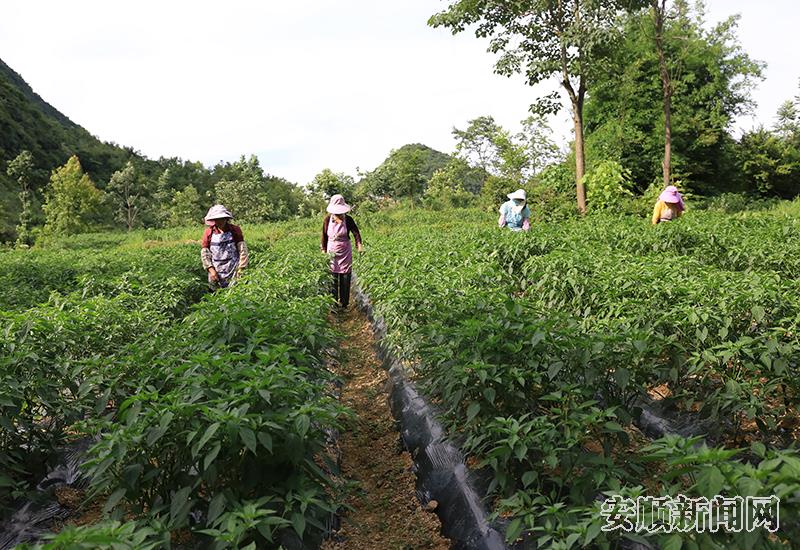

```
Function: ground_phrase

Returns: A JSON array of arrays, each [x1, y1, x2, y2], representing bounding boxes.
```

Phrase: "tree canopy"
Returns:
[[584, 2, 764, 193]]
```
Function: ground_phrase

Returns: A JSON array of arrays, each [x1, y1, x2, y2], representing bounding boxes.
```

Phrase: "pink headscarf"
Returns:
[[659, 185, 685, 212]]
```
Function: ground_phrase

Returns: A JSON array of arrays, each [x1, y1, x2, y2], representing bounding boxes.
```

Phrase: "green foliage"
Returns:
[[7, 149, 33, 192], [452, 115, 561, 188], [0, 226, 347, 548], [452, 115, 500, 178], [493, 129, 528, 182], [106, 161, 144, 230], [424, 158, 477, 209], [0, 58, 132, 188], [355, 206, 800, 546], [479, 174, 518, 210], [168, 184, 203, 227], [520, 115, 562, 177], [430, 0, 637, 212], [7, 150, 35, 245], [696, 192, 779, 214], [213, 155, 301, 223], [528, 163, 578, 221], [737, 92, 800, 197], [0, 58, 315, 235], [583, 160, 634, 210], [357, 144, 451, 202], [42, 156, 106, 236], [15, 519, 169, 550], [77, 240, 346, 546], [147, 160, 215, 227], [307, 168, 356, 204], [0, 244, 204, 510], [584, 2, 764, 193], [429, 1, 628, 105]]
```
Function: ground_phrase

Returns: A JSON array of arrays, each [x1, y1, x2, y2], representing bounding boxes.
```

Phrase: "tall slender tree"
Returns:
[[452, 116, 501, 180], [430, 0, 633, 213], [649, 0, 676, 188], [7, 150, 35, 245], [107, 161, 142, 231]]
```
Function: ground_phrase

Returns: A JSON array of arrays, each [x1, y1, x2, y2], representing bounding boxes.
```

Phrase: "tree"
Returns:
[[357, 144, 451, 201], [584, 2, 763, 193], [42, 156, 105, 236], [582, 159, 634, 208], [213, 155, 301, 223], [424, 158, 476, 209], [479, 174, 518, 209], [392, 148, 428, 203], [452, 116, 501, 179], [168, 185, 203, 227], [493, 129, 530, 183], [215, 177, 275, 223], [107, 161, 144, 231], [738, 87, 800, 198], [308, 169, 356, 202], [775, 95, 800, 140], [649, 0, 674, 188], [431, 0, 634, 213], [7, 150, 35, 245], [452, 115, 560, 186], [520, 115, 562, 177]]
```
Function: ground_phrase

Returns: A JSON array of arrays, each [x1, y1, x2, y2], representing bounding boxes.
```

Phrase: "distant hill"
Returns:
[[0, 58, 79, 129], [356, 143, 454, 200], [378, 143, 452, 180], [0, 58, 133, 190], [0, 58, 141, 237]]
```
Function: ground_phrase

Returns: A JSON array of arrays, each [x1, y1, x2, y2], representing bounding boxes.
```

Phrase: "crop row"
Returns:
[[0, 242, 209, 312], [485, 214, 800, 446], [12, 238, 348, 549], [0, 243, 213, 510], [355, 209, 800, 549]]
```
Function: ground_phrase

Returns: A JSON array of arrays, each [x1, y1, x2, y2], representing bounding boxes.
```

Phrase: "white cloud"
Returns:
[[0, 0, 796, 184]]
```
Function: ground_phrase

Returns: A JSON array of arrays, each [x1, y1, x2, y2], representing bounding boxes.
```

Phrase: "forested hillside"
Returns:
[[0, 58, 314, 242], [0, 58, 136, 236]]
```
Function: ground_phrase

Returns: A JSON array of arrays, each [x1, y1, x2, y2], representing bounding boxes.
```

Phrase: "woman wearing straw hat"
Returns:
[[200, 204, 249, 290], [321, 194, 363, 309], [498, 189, 531, 232], [651, 185, 686, 225]]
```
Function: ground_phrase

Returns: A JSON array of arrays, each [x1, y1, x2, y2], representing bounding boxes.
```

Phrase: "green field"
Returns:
[[355, 204, 800, 549], [2, 205, 800, 549]]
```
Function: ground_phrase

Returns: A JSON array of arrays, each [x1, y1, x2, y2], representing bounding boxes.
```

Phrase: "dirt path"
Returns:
[[323, 307, 450, 550]]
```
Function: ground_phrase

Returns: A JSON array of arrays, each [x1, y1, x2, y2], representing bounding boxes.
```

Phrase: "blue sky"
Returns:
[[0, 0, 797, 184]]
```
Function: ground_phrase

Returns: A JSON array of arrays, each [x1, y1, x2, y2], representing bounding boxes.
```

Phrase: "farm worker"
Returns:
[[651, 185, 686, 225], [200, 204, 249, 290], [498, 189, 531, 232], [321, 194, 363, 308]]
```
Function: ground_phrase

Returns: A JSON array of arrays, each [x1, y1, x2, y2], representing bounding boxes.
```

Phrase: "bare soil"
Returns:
[[322, 306, 450, 550]]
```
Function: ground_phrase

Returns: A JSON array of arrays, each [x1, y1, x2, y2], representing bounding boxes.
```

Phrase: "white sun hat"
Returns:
[[204, 204, 234, 225], [507, 189, 527, 201], [326, 194, 352, 214]]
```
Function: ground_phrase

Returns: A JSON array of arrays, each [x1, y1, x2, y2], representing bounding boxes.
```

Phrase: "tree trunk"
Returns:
[[652, 0, 673, 188], [126, 199, 134, 231], [573, 106, 587, 213], [559, 28, 587, 214], [662, 94, 672, 187]]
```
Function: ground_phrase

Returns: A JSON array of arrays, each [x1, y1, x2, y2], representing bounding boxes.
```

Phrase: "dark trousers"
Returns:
[[332, 272, 352, 307]]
